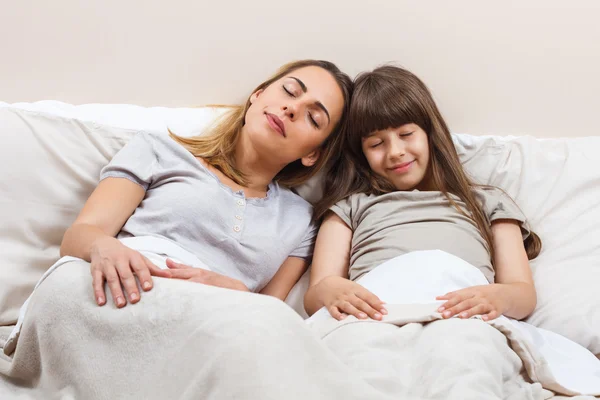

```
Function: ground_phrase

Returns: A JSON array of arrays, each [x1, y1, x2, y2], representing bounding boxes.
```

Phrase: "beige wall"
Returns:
[[1, 0, 599, 137]]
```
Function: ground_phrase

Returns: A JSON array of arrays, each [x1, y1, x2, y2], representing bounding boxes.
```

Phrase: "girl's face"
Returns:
[[243, 66, 344, 168], [362, 123, 431, 191]]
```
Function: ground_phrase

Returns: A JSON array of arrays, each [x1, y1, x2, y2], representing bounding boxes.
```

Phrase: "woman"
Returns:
[[60, 59, 352, 306]]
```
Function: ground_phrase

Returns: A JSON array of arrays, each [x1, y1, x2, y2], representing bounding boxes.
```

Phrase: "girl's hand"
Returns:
[[165, 259, 250, 292], [90, 236, 172, 308], [436, 284, 508, 321], [315, 276, 387, 321]]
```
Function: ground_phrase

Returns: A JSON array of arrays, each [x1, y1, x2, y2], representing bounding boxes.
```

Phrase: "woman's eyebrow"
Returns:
[[289, 76, 331, 126]]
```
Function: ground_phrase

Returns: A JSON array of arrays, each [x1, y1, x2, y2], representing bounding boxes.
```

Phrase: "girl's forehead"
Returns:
[[366, 123, 420, 137]]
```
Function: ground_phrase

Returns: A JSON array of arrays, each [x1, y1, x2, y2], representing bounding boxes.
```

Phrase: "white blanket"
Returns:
[[1, 236, 396, 400], [2, 239, 599, 399], [307, 250, 600, 397], [4, 236, 212, 354]]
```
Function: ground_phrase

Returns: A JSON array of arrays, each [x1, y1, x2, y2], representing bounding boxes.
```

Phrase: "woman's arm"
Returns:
[[61, 178, 145, 260], [61, 178, 169, 307], [260, 257, 309, 301], [304, 212, 385, 319]]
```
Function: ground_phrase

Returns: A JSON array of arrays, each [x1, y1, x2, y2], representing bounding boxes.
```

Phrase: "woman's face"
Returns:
[[243, 66, 345, 167]]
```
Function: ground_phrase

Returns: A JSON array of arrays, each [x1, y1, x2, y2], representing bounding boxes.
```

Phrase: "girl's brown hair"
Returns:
[[170, 60, 353, 188], [316, 65, 541, 260]]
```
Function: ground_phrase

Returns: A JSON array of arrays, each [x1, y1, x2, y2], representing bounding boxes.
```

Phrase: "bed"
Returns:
[[1, 2, 599, 399]]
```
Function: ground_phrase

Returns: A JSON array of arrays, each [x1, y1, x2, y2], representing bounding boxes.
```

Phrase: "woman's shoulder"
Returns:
[[266, 185, 314, 222]]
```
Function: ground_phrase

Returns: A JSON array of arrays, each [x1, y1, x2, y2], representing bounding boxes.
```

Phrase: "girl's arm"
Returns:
[[437, 219, 537, 320], [303, 213, 386, 320], [490, 219, 537, 319]]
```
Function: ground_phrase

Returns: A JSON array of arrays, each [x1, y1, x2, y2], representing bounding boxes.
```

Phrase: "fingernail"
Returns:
[[438, 307, 445, 312], [359, 313, 367, 319], [97, 297, 104, 305], [340, 314, 347, 319], [116, 296, 124, 306], [374, 313, 382, 319], [143, 281, 151, 290], [443, 311, 451, 317], [381, 308, 388, 315], [461, 312, 468, 318], [130, 293, 138, 301]]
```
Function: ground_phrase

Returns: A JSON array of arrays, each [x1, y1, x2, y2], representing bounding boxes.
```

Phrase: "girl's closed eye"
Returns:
[[370, 141, 383, 148], [400, 132, 414, 138]]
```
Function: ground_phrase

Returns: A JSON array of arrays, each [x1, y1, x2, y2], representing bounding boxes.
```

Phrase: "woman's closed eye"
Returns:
[[283, 85, 296, 97], [308, 113, 319, 129]]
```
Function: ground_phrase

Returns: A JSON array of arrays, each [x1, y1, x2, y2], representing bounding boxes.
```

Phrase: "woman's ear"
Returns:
[[301, 149, 321, 167], [249, 89, 264, 104]]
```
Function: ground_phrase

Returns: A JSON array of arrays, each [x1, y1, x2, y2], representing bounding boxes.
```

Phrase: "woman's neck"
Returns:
[[233, 131, 282, 194]]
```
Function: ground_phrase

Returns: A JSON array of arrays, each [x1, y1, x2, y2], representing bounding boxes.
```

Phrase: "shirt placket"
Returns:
[[232, 197, 246, 237]]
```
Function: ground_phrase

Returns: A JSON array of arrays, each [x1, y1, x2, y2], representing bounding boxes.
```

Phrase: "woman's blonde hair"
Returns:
[[171, 60, 353, 188]]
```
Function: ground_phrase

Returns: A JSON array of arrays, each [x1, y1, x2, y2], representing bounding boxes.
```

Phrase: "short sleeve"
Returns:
[[100, 132, 157, 190], [289, 220, 319, 261], [476, 187, 531, 240], [329, 197, 353, 229]]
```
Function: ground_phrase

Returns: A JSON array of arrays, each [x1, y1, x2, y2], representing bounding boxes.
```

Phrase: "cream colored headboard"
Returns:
[[1, 1, 599, 138]]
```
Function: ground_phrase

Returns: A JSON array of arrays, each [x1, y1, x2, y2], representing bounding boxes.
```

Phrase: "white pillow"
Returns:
[[454, 134, 600, 356], [0, 107, 136, 325]]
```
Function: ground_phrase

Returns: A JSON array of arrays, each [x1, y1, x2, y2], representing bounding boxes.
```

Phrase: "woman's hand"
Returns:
[[436, 284, 509, 321], [90, 236, 172, 307], [313, 276, 387, 321], [165, 259, 250, 292]]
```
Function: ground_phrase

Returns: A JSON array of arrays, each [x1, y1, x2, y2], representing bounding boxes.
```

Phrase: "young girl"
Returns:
[[60, 59, 353, 308], [305, 65, 542, 322]]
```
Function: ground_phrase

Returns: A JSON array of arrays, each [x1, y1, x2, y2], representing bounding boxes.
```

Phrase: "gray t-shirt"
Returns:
[[100, 132, 317, 292], [330, 188, 530, 283]]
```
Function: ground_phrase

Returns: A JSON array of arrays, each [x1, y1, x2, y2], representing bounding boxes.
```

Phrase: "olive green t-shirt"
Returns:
[[330, 187, 530, 283]]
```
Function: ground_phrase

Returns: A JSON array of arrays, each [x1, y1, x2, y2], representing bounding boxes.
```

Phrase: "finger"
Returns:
[[104, 266, 126, 308], [166, 259, 192, 270], [356, 290, 387, 315], [328, 306, 347, 321], [438, 295, 461, 312], [482, 310, 499, 321], [443, 299, 479, 318], [438, 292, 474, 312], [130, 256, 153, 292], [459, 303, 492, 319], [168, 269, 198, 279], [115, 261, 140, 304], [338, 301, 368, 320], [91, 268, 106, 306], [145, 257, 172, 278], [350, 297, 382, 320]]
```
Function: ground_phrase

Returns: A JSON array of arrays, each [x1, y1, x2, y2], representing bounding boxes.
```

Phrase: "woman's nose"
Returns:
[[282, 105, 296, 120]]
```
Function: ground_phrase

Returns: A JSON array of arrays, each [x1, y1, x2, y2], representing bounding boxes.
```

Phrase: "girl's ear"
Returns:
[[249, 89, 264, 104], [301, 149, 321, 167]]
